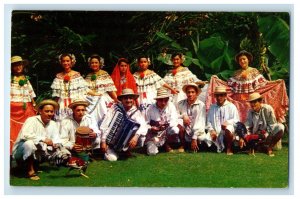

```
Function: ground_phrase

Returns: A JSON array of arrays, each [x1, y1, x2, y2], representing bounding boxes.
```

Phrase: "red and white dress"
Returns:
[[10, 76, 36, 153]]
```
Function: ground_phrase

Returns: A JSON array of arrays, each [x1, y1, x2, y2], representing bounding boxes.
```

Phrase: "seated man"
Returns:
[[206, 86, 240, 155], [60, 99, 100, 155], [145, 87, 184, 155], [177, 83, 208, 152], [244, 92, 284, 156], [12, 99, 61, 180], [100, 89, 147, 161]]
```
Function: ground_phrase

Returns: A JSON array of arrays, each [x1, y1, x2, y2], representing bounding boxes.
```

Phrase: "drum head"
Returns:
[[76, 126, 92, 135]]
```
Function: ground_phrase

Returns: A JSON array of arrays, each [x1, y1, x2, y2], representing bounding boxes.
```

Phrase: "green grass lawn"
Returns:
[[10, 143, 289, 188]]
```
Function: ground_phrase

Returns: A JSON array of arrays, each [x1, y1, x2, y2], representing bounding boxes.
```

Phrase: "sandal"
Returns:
[[267, 151, 275, 157], [178, 146, 185, 153], [267, 148, 275, 157], [226, 149, 233, 155], [27, 173, 40, 181], [165, 145, 174, 153]]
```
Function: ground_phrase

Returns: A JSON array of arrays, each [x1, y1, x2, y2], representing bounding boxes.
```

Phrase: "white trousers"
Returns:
[[13, 140, 37, 161]]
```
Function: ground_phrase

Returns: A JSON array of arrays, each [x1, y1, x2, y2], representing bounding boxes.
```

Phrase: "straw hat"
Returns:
[[68, 99, 90, 109], [247, 92, 262, 102], [214, 86, 227, 94], [11, 56, 28, 65], [235, 50, 253, 63], [154, 87, 171, 100], [36, 99, 59, 111], [182, 83, 201, 94], [117, 88, 139, 100]]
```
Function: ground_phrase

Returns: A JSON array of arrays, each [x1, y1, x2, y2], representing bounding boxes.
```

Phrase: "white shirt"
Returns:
[[206, 100, 240, 135], [12, 115, 60, 152], [100, 104, 147, 141], [145, 101, 179, 129], [177, 99, 206, 139], [60, 114, 100, 149]]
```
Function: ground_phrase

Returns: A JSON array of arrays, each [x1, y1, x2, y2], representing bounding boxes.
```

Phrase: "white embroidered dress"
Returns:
[[85, 70, 117, 127], [51, 72, 89, 122], [133, 71, 165, 111]]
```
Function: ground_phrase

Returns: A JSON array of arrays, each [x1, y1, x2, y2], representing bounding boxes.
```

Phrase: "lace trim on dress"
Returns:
[[85, 70, 117, 93], [163, 67, 199, 89], [133, 70, 165, 92], [228, 67, 267, 93], [51, 72, 88, 98]]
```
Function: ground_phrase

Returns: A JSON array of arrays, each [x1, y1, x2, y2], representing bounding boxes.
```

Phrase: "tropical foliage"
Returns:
[[11, 11, 290, 97]]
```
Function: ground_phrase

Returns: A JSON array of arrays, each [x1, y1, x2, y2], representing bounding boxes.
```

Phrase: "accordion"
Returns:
[[106, 105, 140, 152]]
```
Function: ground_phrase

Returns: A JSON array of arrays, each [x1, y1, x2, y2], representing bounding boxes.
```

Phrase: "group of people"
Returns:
[[10, 50, 289, 180]]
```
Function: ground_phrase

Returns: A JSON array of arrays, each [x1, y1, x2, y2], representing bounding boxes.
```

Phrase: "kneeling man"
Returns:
[[177, 83, 208, 152], [60, 99, 100, 154], [145, 87, 184, 155], [245, 92, 284, 156], [206, 86, 240, 155], [12, 99, 61, 180], [100, 89, 147, 161]]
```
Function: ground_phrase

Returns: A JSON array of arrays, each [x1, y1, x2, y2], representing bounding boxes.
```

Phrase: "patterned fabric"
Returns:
[[51, 71, 89, 122], [163, 67, 200, 105], [227, 67, 267, 93], [10, 77, 36, 102], [206, 75, 289, 123], [133, 70, 165, 109]]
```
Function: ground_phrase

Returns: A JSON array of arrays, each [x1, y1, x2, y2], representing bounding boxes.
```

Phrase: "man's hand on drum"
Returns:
[[100, 142, 107, 153], [128, 134, 139, 149], [89, 131, 97, 139], [150, 126, 160, 133], [210, 130, 217, 141], [44, 138, 53, 146]]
